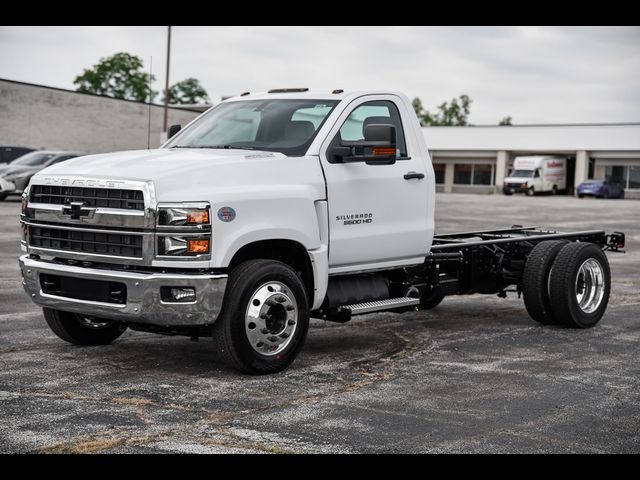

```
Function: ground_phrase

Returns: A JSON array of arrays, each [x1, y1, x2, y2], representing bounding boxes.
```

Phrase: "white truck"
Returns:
[[503, 155, 567, 196], [19, 89, 625, 374]]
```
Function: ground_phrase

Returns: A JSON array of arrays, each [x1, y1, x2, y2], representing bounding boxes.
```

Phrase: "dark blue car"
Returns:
[[577, 179, 625, 199]]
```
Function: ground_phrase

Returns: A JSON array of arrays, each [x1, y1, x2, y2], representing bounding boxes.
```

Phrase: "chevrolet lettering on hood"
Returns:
[[42, 177, 127, 188]]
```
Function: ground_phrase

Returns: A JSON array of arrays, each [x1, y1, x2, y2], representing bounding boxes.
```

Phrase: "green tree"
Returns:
[[74, 52, 156, 102], [165, 78, 210, 104], [499, 116, 513, 126], [412, 95, 472, 126]]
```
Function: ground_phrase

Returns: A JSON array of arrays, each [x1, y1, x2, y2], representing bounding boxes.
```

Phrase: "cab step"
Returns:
[[340, 297, 420, 316]]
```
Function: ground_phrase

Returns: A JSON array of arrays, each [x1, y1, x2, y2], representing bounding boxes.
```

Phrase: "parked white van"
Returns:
[[503, 156, 567, 196]]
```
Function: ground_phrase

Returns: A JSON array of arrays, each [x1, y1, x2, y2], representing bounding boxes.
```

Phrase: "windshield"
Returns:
[[510, 169, 535, 178], [165, 99, 339, 156], [12, 152, 56, 166]]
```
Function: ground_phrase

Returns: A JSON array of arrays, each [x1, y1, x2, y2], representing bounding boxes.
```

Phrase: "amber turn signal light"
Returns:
[[372, 147, 396, 156], [187, 210, 210, 224], [187, 239, 210, 254]]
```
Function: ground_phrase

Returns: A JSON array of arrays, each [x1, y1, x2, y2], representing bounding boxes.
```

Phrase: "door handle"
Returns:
[[404, 172, 425, 180]]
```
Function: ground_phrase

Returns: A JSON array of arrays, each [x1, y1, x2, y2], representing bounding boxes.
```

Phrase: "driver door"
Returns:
[[319, 95, 430, 273]]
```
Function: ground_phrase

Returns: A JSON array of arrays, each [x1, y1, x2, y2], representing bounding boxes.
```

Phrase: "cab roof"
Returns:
[[222, 89, 405, 103]]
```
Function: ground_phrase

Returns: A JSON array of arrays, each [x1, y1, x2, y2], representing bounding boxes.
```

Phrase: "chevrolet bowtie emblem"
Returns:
[[62, 201, 92, 220]]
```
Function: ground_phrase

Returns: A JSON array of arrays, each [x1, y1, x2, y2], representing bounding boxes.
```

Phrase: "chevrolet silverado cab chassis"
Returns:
[[19, 89, 626, 374]]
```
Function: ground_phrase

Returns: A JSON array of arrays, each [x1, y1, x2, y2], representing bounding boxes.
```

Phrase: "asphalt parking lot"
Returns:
[[1, 193, 639, 453]]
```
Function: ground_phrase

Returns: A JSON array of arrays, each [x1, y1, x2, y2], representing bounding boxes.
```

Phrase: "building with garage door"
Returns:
[[424, 124, 640, 199]]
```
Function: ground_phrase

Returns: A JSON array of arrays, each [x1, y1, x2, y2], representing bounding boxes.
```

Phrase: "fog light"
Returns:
[[170, 287, 196, 302]]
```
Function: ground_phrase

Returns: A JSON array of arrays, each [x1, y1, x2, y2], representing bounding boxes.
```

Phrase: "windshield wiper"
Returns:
[[171, 145, 256, 150]]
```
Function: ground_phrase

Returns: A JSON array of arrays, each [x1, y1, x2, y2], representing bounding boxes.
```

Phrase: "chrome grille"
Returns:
[[28, 225, 143, 258], [30, 185, 145, 210]]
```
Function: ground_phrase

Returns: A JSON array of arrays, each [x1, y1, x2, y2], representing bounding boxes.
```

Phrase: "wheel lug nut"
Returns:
[[259, 313, 268, 319], [286, 305, 295, 311], [256, 342, 264, 348], [275, 296, 286, 303], [287, 320, 296, 325], [280, 332, 289, 339], [265, 300, 276, 307], [268, 336, 279, 343], [261, 328, 269, 334]]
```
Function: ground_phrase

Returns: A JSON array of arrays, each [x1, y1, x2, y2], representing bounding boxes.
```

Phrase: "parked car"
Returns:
[[0, 151, 83, 200], [577, 179, 625, 199], [0, 146, 36, 167]]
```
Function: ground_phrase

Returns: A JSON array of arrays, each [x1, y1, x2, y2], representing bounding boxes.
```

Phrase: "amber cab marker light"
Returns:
[[372, 147, 396, 156], [187, 211, 209, 224], [187, 239, 210, 254]]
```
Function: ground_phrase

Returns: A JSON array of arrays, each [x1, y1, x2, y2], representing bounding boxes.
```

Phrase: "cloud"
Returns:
[[1, 26, 639, 124]]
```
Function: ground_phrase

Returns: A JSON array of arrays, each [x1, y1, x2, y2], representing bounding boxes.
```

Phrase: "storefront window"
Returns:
[[453, 163, 494, 185], [629, 166, 640, 189], [473, 164, 493, 185], [605, 165, 640, 190], [433, 164, 446, 184], [454, 164, 472, 184]]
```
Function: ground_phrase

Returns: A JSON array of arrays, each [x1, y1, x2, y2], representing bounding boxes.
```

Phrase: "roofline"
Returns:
[[0, 77, 204, 113], [424, 122, 640, 128]]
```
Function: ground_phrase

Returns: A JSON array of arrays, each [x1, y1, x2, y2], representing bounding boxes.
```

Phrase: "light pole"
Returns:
[[163, 26, 172, 133]]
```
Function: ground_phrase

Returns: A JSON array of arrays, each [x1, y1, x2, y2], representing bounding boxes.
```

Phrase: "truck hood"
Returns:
[[31, 148, 326, 202]]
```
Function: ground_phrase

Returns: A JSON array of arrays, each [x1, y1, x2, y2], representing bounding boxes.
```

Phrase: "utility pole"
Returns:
[[163, 26, 172, 133]]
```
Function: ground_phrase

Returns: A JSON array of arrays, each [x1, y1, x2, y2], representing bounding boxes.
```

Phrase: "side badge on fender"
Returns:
[[217, 206, 236, 222]]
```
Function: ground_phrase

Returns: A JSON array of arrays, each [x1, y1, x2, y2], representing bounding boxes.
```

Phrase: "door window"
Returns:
[[338, 101, 408, 158]]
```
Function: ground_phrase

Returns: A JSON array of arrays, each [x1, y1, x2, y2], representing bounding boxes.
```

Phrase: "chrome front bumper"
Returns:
[[19, 255, 228, 327]]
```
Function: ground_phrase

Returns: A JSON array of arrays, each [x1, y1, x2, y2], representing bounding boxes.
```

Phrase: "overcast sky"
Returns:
[[1, 26, 639, 124]]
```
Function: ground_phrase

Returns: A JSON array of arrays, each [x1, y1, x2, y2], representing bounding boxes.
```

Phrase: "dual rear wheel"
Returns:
[[522, 241, 610, 328]]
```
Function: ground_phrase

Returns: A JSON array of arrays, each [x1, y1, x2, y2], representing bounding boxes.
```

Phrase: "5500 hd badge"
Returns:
[[336, 213, 373, 226]]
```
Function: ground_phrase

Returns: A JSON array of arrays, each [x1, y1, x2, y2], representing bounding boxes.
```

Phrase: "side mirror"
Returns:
[[328, 124, 397, 165], [168, 124, 182, 139]]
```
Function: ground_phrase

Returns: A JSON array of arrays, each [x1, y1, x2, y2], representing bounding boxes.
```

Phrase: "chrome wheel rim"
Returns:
[[575, 258, 605, 314], [245, 281, 298, 356]]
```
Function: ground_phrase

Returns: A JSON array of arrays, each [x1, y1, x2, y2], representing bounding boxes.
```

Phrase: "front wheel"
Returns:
[[43, 308, 127, 345], [548, 243, 611, 328], [0, 194, 7, 201], [212, 260, 309, 374], [551, 185, 558, 195], [526, 187, 535, 196]]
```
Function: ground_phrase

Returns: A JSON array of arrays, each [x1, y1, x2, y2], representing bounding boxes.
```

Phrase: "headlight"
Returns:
[[158, 236, 210, 256], [156, 202, 212, 258], [157, 203, 210, 226]]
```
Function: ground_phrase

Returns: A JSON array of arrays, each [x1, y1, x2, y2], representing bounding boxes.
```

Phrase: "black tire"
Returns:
[[548, 243, 611, 329], [419, 290, 444, 310], [552, 185, 558, 195], [578, 194, 584, 199], [0, 194, 7, 201], [620, 191, 625, 199], [526, 187, 535, 196], [603, 192, 609, 199], [522, 240, 568, 325], [212, 260, 309, 374], [503, 190, 513, 196], [43, 308, 127, 345]]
